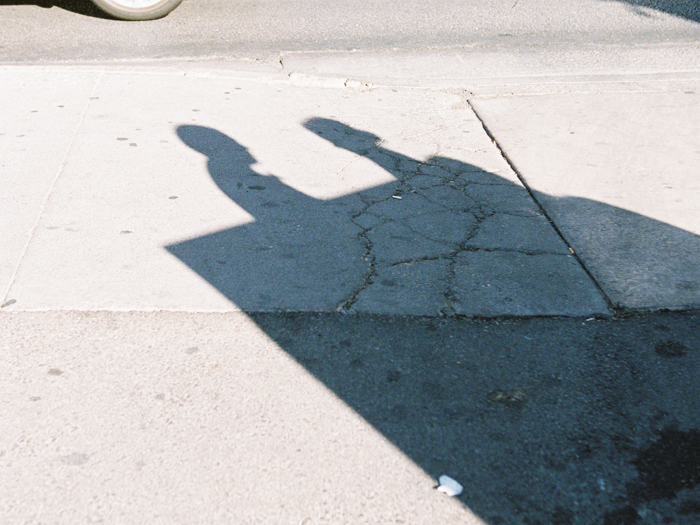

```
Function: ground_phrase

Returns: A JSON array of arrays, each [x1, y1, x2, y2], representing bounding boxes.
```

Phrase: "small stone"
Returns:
[[437, 475, 463, 496]]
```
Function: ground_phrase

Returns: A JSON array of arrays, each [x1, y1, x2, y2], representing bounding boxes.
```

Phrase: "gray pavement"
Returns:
[[1, 63, 611, 316], [1, 44, 700, 524], [3, 0, 700, 63], [1, 309, 699, 524], [2, 55, 699, 314]]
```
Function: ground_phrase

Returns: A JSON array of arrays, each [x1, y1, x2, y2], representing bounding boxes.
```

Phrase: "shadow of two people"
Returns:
[[171, 118, 700, 314], [171, 118, 606, 316], [169, 119, 700, 523]]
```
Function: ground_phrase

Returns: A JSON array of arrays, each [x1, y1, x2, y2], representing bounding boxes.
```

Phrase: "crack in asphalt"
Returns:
[[332, 138, 570, 314]]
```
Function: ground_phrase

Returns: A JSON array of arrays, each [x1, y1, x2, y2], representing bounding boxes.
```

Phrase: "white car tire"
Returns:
[[90, 0, 184, 21]]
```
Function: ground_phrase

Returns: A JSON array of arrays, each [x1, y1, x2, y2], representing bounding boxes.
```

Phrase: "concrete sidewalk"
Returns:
[[1, 56, 700, 525], [2, 57, 698, 316]]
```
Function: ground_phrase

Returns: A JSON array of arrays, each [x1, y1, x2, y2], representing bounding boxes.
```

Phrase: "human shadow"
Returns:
[[169, 121, 613, 317], [601, 0, 700, 23], [167, 120, 700, 523], [169, 124, 371, 313], [169, 120, 700, 315]]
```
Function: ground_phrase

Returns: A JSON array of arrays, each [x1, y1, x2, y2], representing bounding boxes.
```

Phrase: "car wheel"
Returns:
[[90, 0, 184, 21]]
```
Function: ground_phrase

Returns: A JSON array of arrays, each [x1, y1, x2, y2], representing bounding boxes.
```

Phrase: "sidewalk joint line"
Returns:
[[1, 71, 105, 305], [465, 98, 617, 313]]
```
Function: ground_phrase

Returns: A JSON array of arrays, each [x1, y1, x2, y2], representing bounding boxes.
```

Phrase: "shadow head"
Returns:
[[304, 118, 381, 154], [176, 124, 257, 167]]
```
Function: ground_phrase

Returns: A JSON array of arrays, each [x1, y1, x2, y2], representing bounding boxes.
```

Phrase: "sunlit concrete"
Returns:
[[1, 66, 607, 316], [0, 70, 99, 299], [0, 311, 485, 524], [471, 90, 700, 309]]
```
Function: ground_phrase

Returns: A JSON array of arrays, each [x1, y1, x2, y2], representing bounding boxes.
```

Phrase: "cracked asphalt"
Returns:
[[163, 97, 607, 318], [303, 117, 604, 317]]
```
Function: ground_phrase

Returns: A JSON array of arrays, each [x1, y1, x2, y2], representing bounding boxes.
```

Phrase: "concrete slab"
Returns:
[[281, 43, 700, 94], [471, 91, 700, 310], [2, 66, 608, 316], [5, 70, 398, 311], [2, 309, 699, 524], [451, 251, 606, 317], [0, 69, 98, 298], [0, 311, 479, 524]]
